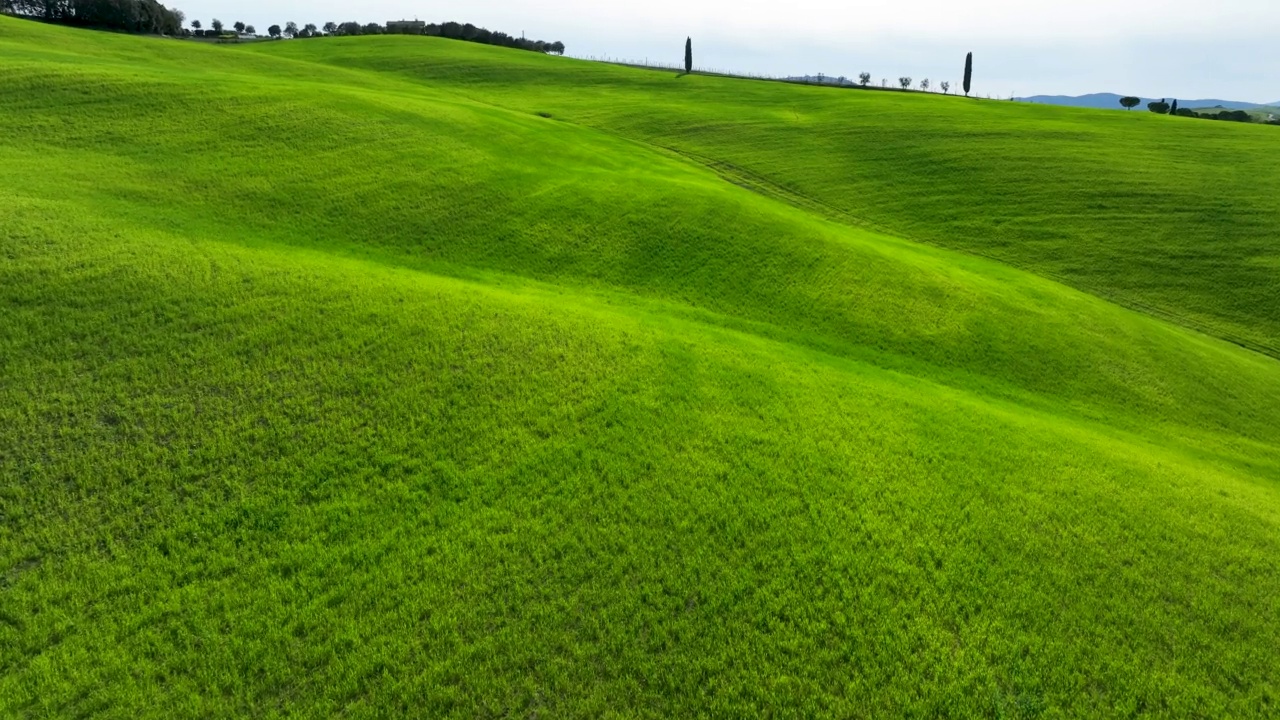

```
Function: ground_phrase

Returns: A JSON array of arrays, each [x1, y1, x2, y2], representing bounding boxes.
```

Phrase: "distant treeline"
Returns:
[[1124, 97, 1278, 126], [4, 0, 185, 35], [0, 4, 566, 54], [315, 20, 564, 55], [1177, 108, 1277, 125]]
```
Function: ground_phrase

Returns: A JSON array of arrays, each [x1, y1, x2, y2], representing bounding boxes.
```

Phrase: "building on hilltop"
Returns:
[[386, 20, 426, 34]]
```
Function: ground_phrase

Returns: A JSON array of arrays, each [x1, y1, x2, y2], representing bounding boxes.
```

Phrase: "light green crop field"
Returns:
[[2, 18, 1279, 718]]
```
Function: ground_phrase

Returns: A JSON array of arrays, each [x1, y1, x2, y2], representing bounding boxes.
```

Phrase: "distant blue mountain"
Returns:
[[1016, 93, 1272, 111]]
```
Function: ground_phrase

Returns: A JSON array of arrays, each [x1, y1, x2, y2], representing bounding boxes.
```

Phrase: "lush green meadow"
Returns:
[[2, 18, 1279, 717]]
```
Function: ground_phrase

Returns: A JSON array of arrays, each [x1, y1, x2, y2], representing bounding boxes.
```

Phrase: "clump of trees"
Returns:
[[1179, 108, 1256, 123], [429, 21, 565, 54], [295, 19, 564, 53], [6, 0, 186, 35], [1119, 94, 1272, 125]]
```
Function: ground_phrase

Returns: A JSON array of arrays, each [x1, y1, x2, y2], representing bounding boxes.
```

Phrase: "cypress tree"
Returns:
[[684, 37, 693, 74], [1171, 99, 1179, 114], [963, 52, 973, 97]]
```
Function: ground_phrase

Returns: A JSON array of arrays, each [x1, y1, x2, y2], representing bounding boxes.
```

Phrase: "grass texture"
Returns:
[[2, 19, 1280, 718]]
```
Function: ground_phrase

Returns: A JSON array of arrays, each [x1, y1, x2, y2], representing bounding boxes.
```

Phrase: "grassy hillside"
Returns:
[[254, 37, 1280, 358], [2, 18, 1279, 717]]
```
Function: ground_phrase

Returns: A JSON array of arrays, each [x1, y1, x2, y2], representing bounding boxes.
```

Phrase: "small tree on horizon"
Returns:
[[233, 21, 244, 33], [859, 72, 871, 86], [245, 25, 255, 35], [285, 21, 298, 38], [1120, 96, 1141, 110], [941, 81, 950, 94], [190, 19, 200, 30], [1170, 99, 1179, 114], [324, 22, 338, 35], [211, 18, 223, 33], [268, 24, 282, 38], [920, 78, 930, 91], [899, 76, 912, 90], [963, 52, 973, 96], [1148, 99, 1171, 114], [684, 37, 693, 74]]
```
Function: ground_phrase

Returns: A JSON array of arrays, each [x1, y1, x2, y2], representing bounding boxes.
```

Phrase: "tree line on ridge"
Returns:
[[1, 2, 566, 54], [1119, 96, 1276, 125]]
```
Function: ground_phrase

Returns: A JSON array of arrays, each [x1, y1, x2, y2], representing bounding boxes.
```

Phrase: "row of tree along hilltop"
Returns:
[[688, 40, 981, 98], [201, 20, 565, 54], [1119, 96, 1278, 125], [1, 2, 566, 54], [793, 75, 967, 95]]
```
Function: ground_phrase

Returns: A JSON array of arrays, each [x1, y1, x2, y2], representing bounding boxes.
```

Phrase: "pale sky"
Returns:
[[178, 0, 1280, 102]]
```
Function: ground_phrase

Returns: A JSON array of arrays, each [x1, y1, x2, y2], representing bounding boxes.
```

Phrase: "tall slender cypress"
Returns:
[[963, 52, 973, 97], [685, 37, 693, 74]]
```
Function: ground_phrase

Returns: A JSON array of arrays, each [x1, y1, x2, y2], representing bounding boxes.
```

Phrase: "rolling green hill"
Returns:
[[2, 18, 1279, 717], [250, 38, 1280, 358]]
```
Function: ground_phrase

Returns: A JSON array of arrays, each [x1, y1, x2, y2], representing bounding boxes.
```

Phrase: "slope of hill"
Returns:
[[3, 18, 1280, 717], [250, 40, 1280, 358]]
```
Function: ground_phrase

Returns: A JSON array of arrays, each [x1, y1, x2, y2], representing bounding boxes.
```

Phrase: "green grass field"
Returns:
[[3, 18, 1280, 717]]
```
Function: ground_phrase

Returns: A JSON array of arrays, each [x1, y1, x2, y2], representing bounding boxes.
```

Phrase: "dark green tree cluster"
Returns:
[[427, 21, 564, 54], [1120, 95, 1269, 125], [309, 19, 564, 54], [1179, 108, 1256, 123], [6, 0, 185, 35]]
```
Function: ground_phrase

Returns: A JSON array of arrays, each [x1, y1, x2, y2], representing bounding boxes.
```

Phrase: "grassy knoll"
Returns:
[[3, 17, 1280, 717]]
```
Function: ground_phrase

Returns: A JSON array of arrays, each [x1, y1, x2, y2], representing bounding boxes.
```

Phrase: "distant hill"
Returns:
[[785, 74, 856, 86], [1017, 92, 1274, 111]]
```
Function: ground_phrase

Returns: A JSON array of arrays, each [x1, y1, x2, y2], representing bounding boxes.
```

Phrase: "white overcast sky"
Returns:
[[178, 0, 1279, 102]]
